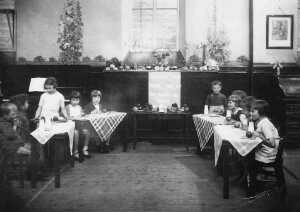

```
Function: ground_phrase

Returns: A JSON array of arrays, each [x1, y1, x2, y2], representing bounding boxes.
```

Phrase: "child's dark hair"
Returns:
[[70, 91, 81, 99], [10, 93, 28, 111], [90, 90, 102, 99], [231, 90, 247, 100], [241, 96, 256, 111], [0, 102, 16, 116], [44, 77, 58, 88], [251, 99, 270, 116], [211, 80, 222, 88]]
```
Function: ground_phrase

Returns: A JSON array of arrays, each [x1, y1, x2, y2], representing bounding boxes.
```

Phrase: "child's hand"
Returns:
[[17, 146, 31, 155], [91, 109, 98, 114], [252, 131, 265, 140]]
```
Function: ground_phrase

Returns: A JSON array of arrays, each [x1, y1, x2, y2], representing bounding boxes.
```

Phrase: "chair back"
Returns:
[[275, 137, 284, 165]]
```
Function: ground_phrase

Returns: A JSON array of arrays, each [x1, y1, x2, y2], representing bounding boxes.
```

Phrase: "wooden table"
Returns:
[[129, 111, 192, 151], [213, 125, 262, 199], [31, 121, 75, 188]]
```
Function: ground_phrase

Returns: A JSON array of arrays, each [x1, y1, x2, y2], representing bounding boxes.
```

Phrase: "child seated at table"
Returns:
[[84, 90, 109, 153], [227, 94, 243, 121], [66, 91, 91, 160], [0, 102, 29, 156], [34, 77, 68, 120], [84, 90, 103, 114], [204, 80, 227, 115], [10, 94, 31, 154], [248, 100, 280, 195]]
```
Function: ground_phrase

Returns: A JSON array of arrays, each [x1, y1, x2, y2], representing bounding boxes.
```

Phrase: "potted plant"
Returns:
[[17, 57, 27, 64], [206, 31, 230, 67], [33, 56, 46, 64]]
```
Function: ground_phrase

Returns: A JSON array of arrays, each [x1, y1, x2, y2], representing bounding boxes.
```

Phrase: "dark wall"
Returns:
[[181, 71, 249, 113], [2, 64, 297, 128]]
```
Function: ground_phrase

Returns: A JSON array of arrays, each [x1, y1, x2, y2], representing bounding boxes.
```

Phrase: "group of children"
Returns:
[[205, 80, 281, 195], [34, 77, 110, 161], [0, 76, 108, 169], [0, 77, 282, 197]]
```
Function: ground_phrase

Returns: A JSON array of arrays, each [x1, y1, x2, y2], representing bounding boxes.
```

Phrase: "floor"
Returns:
[[10, 142, 300, 212]]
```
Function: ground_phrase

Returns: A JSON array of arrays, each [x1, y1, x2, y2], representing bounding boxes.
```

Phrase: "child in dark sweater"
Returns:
[[204, 80, 227, 115]]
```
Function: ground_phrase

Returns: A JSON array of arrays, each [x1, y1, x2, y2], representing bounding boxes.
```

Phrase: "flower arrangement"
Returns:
[[206, 31, 230, 65], [57, 0, 83, 63], [33, 56, 46, 63], [48, 57, 57, 62], [273, 61, 283, 78], [152, 49, 171, 66]]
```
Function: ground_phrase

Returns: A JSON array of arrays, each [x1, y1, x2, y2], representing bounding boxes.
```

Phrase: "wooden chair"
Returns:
[[255, 138, 286, 189], [6, 153, 29, 188]]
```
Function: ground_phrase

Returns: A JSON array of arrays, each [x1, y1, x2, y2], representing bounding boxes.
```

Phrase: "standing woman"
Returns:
[[34, 77, 68, 120]]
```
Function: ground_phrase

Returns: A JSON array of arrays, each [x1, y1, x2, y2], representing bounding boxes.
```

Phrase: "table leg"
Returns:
[[30, 140, 39, 188], [122, 116, 128, 152], [133, 114, 137, 150], [184, 115, 189, 152], [222, 142, 229, 199], [54, 139, 60, 188]]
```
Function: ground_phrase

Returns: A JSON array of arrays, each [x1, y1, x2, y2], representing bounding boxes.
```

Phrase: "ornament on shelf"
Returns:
[[273, 61, 283, 78]]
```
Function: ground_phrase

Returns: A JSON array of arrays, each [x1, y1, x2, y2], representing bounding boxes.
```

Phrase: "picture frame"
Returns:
[[266, 15, 293, 49]]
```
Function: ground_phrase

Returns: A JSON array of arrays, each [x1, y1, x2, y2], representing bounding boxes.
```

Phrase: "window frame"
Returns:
[[0, 9, 16, 52], [131, 0, 180, 52]]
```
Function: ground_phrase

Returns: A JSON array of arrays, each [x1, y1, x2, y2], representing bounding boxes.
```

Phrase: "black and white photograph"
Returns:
[[0, 0, 300, 212]]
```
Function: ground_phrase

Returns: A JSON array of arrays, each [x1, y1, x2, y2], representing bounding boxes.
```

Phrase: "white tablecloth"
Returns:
[[193, 114, 226, 150], [31, 121, 75, 154], [75, 112, 127, 142], [213, 125, 262, 166]]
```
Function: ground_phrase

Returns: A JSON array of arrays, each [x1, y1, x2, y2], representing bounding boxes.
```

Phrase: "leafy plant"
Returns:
[[17, 57, 27, 63], [57, 0, 83, 63], [82, 56, 91, 62], [48, 57, 57, 62], [106, 57, 121, 67], [33, 56, 46, 63], [94, 55, 105, 62], [206, 31, 230, 65], [237, 55, 249, 64]]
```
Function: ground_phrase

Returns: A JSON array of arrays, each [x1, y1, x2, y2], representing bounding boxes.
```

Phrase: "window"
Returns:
[[0, 9, 15, 50], [131, 0, 178, 51]]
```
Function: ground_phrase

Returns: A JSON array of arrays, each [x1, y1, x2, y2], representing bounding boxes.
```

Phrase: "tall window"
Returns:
[[0, 10, 15, 50], [131, 0, 178, 51]]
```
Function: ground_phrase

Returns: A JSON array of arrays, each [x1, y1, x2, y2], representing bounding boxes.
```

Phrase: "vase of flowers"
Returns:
[[206, 31, 230, 66]]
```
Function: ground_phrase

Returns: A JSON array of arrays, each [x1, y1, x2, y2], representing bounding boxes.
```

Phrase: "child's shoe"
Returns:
[[83, 146, 91, 158]]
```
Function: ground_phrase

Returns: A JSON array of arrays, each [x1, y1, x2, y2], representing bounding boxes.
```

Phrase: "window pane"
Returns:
[[0, 13, 13, 49], [133, 0, 153, 9], [132, 10, 154, 50], [155, 10, 177, 49], [156, 0, 177, 8]]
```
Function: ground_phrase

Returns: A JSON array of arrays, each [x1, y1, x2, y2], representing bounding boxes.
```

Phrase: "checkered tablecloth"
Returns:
[[193, 114, 226, 150], [31, 121, 75, 154], [214, 125, 262, 166], [77, 112, 126, 142]]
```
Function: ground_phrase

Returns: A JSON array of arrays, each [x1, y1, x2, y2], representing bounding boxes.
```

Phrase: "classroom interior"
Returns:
[[1, 0, 300, 211]]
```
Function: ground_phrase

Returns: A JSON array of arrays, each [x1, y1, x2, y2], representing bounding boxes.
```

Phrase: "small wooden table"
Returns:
[[129, 111, 192, 151], [31, 121, 75, 188], [214, 125, 262, 199]]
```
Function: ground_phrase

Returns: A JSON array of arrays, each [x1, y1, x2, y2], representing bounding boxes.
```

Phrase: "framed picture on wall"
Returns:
[[266, 15, 293, 49]]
